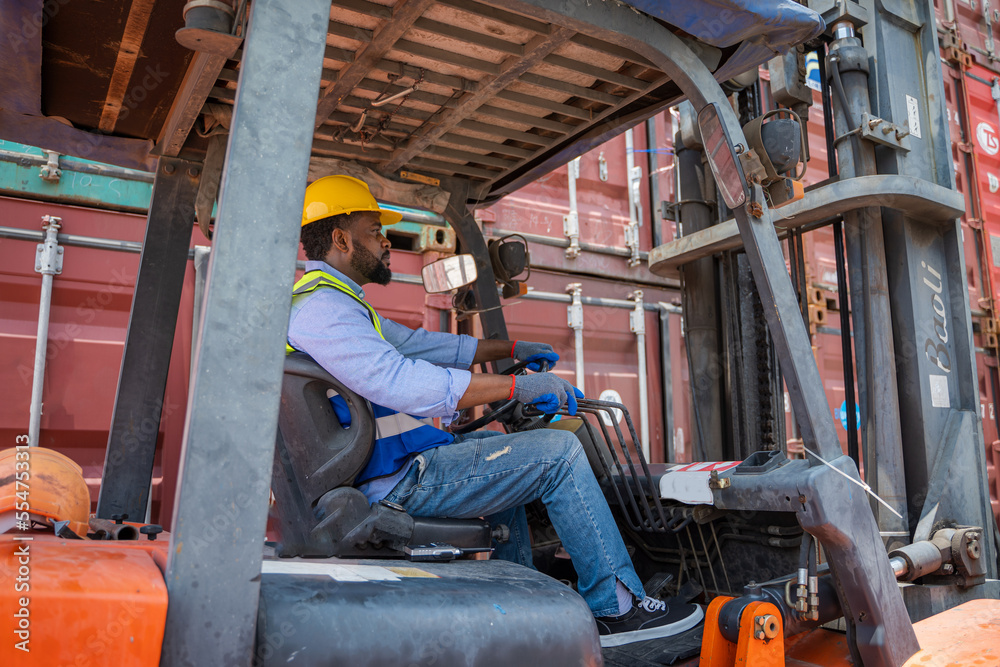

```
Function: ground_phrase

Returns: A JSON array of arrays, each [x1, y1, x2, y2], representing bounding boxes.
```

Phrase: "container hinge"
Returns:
[[628, 290, 645, 334], [598, 151, 608, 181], [563, 210, 581, 259], [630, 165, 642, 210], [624, 222, 641, 268], [39, 150, 62, 183], [417, 225, 457, 253], [35, 215, 64, 275], [564, 156, 582, 259], [567, 283, 584, 330]]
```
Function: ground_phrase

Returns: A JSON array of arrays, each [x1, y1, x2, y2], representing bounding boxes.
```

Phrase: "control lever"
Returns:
[[491, 524, 510, 544]]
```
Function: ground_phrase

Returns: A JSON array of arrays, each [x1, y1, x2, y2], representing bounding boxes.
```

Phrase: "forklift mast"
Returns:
[[650, 0, 1000, 622]]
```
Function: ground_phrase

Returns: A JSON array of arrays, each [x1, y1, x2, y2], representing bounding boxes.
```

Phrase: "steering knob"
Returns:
[[491, 524, 511, 543]]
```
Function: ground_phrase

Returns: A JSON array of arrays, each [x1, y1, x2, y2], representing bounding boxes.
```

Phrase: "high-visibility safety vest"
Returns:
[[287, 270, 454, 485]]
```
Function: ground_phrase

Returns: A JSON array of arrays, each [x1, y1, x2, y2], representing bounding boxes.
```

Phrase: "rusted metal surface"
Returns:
[[314, 0, 438, 128], [39, 0, 194, 143], [154, 51, 238, 158], [1, 0, 804, 200], [98, 0, 157, 133]]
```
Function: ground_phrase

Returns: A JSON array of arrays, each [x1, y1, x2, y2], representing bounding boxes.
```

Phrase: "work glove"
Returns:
[[512, 340, 559, 371], [511, 372, 584, 416]]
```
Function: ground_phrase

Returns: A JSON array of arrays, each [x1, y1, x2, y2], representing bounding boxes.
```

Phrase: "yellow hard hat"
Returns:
[[0, 447, 91, 538], [302, 175, 403, 227]]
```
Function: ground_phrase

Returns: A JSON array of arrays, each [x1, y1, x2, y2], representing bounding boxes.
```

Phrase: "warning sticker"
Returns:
[[906, 95, 922, 139], [929, 374, 950, 408], [659, 461, 741, 504], [385, 566, 440, 579], [261, 561, 438, 581]]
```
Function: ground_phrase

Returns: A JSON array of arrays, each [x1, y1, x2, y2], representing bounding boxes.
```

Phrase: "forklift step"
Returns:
[[600, 622, 704, 666]]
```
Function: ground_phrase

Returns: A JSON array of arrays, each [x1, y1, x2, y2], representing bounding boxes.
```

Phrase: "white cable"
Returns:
[[802, 446, 903, 520]]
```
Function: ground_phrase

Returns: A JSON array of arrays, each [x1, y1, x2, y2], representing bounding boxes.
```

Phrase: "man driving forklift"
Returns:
[[286, 174, 703, 647]]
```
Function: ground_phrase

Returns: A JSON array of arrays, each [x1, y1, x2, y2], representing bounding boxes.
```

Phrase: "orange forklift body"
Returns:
[[0, 534, 168, 666]]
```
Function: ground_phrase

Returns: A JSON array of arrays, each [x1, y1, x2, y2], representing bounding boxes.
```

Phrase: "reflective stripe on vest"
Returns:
[[286, 270, 383, 354], [288, 274, 453, 485]]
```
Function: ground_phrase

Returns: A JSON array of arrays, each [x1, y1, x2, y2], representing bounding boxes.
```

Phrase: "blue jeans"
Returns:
[[383, 428, 645, 617]]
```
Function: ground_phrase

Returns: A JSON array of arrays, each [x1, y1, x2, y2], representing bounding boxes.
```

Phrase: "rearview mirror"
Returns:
[[422, 255, 478, 293], [698, 103, 748, 209]]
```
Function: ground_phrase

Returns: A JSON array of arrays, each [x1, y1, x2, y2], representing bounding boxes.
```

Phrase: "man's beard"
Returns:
[[351, 240, 392, 286]]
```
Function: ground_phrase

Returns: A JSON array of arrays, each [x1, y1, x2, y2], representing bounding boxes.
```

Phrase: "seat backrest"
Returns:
[[275, 353, 376, 507]]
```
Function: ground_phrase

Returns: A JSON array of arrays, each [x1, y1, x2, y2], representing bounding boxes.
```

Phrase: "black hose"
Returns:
[[829, 57, 856, 129], [833, 220, 860, 466], [817, 44, 839, 178], [799, 532, 814, 572], [829, 57, 866, 169], [808, 539, 818, 579], [828, 53, 862, 467]]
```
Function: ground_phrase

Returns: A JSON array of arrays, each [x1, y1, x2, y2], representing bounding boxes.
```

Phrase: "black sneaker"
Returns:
[[596, 596, 704, 647]]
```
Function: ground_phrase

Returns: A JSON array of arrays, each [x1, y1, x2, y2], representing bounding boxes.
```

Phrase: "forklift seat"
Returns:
[[270, 352, 491, 558]]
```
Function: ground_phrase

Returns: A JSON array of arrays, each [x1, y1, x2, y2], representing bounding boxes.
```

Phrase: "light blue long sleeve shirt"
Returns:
[[287, 261, 477, 425]]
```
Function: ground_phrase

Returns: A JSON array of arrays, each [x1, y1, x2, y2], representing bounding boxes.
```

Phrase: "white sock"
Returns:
[[615, 579, 634, 615]]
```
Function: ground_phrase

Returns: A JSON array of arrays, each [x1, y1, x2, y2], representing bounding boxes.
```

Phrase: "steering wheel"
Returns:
[[450, 358, 554, 435]]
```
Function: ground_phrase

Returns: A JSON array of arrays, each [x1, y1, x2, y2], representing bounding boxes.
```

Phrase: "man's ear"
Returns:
[[331, 226, 352, 254]]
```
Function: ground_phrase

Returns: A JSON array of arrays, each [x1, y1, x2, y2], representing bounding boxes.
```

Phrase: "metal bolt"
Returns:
[[882, 125, 894, 135], [868, 117, 883, 129], [734, 143, 745, 155], [163, 163, 175, 174], [756, 615, 779, 639], [140, 524, 163, 541], [188, 167, 201, 177], [967, 537, 981, 560], [941, 563, 955, 574]]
